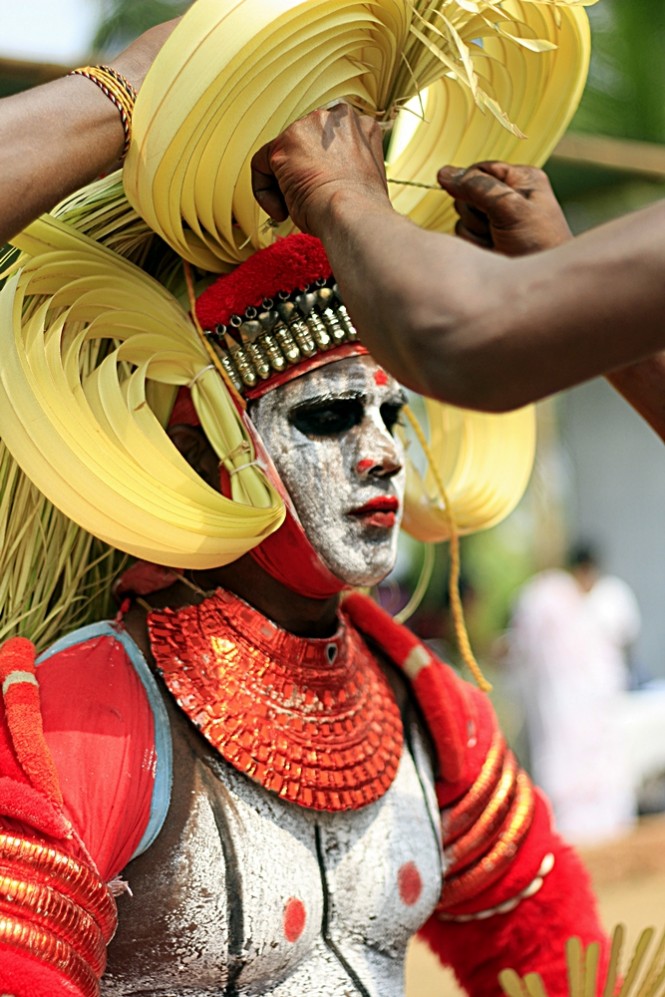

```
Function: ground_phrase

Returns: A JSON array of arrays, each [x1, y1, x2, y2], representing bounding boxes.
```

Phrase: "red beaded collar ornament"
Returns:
[[148, 588, 404, 812]]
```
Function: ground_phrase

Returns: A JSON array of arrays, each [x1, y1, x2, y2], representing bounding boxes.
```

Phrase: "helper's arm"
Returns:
[[0, 17, 180, 247], [439, 161, 665, 442], [252, 106, 665, 416]]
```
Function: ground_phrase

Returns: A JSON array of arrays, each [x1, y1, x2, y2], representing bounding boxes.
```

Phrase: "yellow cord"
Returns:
[[403, 403, 492, 693], [182, 259, 247, 412]]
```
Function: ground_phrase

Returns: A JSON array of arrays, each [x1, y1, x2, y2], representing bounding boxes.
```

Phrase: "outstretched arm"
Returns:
[[0, 18, 180, 246], [439, 160, 665, 442], [252, 106, 665, 413]]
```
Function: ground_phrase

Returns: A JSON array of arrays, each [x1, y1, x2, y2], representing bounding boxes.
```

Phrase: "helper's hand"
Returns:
[[437, 161, 572, 256], [111, 17, 183, 92], [251, 104, 390, 235]]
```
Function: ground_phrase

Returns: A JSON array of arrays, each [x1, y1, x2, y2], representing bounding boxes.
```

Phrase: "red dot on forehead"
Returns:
[[374, 369, 389, 387], [284, 897, 307, 942]]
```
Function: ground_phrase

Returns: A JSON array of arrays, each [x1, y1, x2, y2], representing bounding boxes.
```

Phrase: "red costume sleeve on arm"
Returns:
[[420, 828, 607, 997], [331, 594, 608, 995], [38, 633, 157, 881], [0, 632, 148, 996], [421, 682, 608, 997]]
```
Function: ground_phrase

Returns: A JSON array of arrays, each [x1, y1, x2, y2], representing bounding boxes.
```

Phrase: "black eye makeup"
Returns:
[[290, 398, 364, 437], [380, 400, 406, 435]]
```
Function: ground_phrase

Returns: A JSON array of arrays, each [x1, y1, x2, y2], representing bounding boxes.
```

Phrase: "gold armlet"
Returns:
[[443, 732, 508, 841], [0, 832, 117, 997], [438, 762, 537, 912]]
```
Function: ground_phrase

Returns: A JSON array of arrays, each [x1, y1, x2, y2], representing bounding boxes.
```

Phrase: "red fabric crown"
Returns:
[[196, 233, 332, 329]]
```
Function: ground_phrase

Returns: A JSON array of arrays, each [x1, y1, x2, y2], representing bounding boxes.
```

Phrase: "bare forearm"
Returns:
[[316, 190, 510, 406], [315, 193, 665, 411], [607, 354, 665, 443], [0, 77, 125, 245], [0, 17, 181, 247]]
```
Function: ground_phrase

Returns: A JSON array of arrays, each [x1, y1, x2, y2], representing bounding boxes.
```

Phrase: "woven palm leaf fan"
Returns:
[[0, 217, 284, 566], [125, 0, 597, 271], [0, 0, 595, 648], [500, 926, 665, 997]]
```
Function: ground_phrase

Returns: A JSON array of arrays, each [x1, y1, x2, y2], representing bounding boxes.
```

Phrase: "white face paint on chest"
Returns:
[[250, 356, 407, 587], [103, 716, 443, 997]]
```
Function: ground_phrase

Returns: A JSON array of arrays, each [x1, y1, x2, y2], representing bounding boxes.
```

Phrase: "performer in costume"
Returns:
[[0, 3, 607, 995], [0, 233, 607, 997]]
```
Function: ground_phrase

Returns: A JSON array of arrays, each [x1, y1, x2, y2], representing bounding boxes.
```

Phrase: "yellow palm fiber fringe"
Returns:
[[499, 925, 665, 997]]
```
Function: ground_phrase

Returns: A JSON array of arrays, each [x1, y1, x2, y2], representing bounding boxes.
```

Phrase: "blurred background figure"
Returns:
[[507, 542, 641, 845]]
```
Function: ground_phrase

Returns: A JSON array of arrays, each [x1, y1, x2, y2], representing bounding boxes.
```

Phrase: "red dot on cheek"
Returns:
[[398, 862, 423, 906], [284, 897, 307, 942], [374, 369, 389, 387]]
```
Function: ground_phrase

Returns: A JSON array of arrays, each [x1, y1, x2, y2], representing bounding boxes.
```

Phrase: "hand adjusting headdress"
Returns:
[[0, 0, 596, 645]]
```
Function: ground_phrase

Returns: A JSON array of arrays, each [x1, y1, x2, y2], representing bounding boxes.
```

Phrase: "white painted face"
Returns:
[[250, 355, 407, 587]]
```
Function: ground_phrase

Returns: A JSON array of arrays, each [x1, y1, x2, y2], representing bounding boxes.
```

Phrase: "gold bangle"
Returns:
[[0, 831, 118, 997], [69, 64, 137, 161]]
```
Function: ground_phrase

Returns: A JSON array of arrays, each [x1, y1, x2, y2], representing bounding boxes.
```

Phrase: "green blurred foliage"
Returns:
[[574, 0, 665, 144], [547, 2, 665, 223], [92, 0, 190, 53]]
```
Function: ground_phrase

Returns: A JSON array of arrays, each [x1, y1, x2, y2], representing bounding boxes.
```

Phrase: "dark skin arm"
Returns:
[[0, 17, 181, 246], [438, 160, 665, 442], [251, 105, 665, 415]]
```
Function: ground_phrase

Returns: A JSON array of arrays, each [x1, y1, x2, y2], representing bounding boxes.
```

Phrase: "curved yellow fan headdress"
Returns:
[[0, 220, 533, 563], [125, 0, 595, 270], [0, 218, 283, 572]]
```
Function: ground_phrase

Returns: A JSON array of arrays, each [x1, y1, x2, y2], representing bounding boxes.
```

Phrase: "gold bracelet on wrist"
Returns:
[[68, 64, 137, 161]]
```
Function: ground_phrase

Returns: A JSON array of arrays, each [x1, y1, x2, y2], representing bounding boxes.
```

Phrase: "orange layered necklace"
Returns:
[[148, 589, 404, 812]]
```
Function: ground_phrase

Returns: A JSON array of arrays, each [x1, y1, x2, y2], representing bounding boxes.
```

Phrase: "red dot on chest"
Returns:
[[284, 897, 307, 942], [398, 861, 423, 906]]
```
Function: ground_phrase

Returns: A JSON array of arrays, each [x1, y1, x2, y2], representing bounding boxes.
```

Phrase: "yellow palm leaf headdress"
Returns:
[[0, 0, 595, 646], [125, 0, 595, 270]]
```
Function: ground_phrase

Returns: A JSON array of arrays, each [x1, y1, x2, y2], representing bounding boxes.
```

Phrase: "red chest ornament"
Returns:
[[148, 589, 404, 812]]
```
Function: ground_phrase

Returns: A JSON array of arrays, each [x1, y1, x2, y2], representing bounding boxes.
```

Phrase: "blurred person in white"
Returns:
[[508, 544, 641, 845]]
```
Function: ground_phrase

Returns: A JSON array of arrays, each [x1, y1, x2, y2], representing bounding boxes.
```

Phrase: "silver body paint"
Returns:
[[251, 356, 406, 587], [102, 711, 443, 996]]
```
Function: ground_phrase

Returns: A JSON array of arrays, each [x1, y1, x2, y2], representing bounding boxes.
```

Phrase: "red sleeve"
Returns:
[[0, 631, 151, 997], [38, 629, 158, 881], [420, 682, 609, 997], [420, 832, 607, 997]]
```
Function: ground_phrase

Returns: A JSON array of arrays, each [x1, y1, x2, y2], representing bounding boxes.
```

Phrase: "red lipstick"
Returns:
[[350, 496, 399, 529]]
